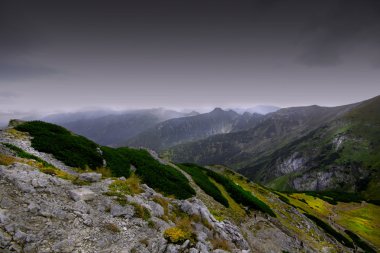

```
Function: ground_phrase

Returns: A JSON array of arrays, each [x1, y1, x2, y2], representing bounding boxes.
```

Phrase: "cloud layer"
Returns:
[[1, 0, 379, 112]]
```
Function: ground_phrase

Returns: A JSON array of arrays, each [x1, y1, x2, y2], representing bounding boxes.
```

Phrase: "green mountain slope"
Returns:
[[167, 102, 357, 168], [239, 95, 380, 199]]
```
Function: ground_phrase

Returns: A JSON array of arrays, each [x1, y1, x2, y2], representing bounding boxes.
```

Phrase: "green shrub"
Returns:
[[164, 227, 192, 244], [101, 146, 131, 177], [3, 143, 53, 167], [178, 163, 229, 207], [345, 230, 376, 253], [206, 168, 276, 217], [278, 195, 290, 204], [116, 147, 195, 199], [188, 165, 275, 217], [15, 121, 103, 169], [304, 213, 354, 248]]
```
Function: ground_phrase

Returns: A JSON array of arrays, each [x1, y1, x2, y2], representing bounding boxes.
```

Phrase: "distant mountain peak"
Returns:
[[211, 107, 224, 113]]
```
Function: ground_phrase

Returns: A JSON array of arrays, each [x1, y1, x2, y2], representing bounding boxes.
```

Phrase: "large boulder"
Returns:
[[68, 188, 96, 201]]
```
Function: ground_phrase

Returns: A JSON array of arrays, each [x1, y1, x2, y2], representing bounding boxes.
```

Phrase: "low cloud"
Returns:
[[0, 63, 59, 81], [0, 91, 18, 99]]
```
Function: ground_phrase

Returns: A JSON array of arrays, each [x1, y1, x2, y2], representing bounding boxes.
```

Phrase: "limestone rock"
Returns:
[[110, 204, 134, 218], [79, 172, 102, 183], [68, 188, 96, 201]]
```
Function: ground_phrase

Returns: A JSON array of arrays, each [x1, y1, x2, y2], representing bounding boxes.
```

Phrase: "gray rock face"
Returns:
[[110, 204, 134, 218], [291, 166, 369, 192], [68, 188, 97, 201], [79, 172, 102, 182], [0, 161, 254, 253], [277, 152, 306, 174]]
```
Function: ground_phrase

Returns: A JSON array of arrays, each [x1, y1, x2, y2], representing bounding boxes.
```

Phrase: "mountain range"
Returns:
[[31, 96, 380, 200], [42, 108, 199, 146], [167, 96, 380, 199], [126, 108, 264, 150]]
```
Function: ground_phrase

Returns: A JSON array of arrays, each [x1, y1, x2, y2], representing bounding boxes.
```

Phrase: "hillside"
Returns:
[[167, 102, 357, 167], [126, 108, 263, 151], [1, 120, 377, 252], [238, 95, 380, 200]]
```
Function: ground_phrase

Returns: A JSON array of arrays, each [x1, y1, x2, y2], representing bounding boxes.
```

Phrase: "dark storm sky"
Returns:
[[1, 0, 380, 112]]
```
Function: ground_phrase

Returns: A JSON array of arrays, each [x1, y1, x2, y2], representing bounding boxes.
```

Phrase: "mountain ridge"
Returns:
[[125, 108, 262, 151]]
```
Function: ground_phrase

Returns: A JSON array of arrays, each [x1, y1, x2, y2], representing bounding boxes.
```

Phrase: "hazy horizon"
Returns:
[[1, 94, 379, 127]]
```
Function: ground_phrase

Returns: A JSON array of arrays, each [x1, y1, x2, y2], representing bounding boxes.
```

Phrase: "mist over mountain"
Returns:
[[231, 105, 281, 115], [126, 108, 258, 150], [42, 108, 199, 146]]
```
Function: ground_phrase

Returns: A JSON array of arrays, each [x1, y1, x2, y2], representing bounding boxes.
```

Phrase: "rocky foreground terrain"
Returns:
[[0, 123, 372, 252]]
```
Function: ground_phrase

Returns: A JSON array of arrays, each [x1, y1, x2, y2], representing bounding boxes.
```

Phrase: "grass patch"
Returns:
[[103, 222, 121, 233], [210, 237, 231, 251], [39, 166, 76, 180], [3, 143, 54, 167], [0, 154, 17, 166], [116, 147, 195, 199], [108, 174, 142, 196], [304, 213, 354, 248], [303, 191, 364, 205], [15, 121, 103, 169], [93, 167, 113, 178], [178, 163, 229, 207], [130, 202, 151, 221]]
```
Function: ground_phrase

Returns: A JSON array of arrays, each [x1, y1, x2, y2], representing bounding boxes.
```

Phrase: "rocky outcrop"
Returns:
[[276, 152, 306, 175], [0, 162, 252, 253], [291, 166, 370, 192]]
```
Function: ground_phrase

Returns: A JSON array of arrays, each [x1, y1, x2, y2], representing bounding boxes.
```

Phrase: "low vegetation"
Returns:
[[282, 192, 380, 249], [164, 226, 192, 244], [103, 222, 121, 233], [304, 213, 354, 249], [0, 153, 16, 166], [3, 143, 54, 167], [205, 167, 276, 217], [11, 121, 196, 199], [15, 121, 103, 169], [130, 202, 151, 221], [107, 174, 143, 196], [116, 147, 195, 199], [303, 191, 365, 205], [100, 146, 131, 178], [210, 237, 231, 251], [178, 163, 229, 207], [345, 230, 376, 253]]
